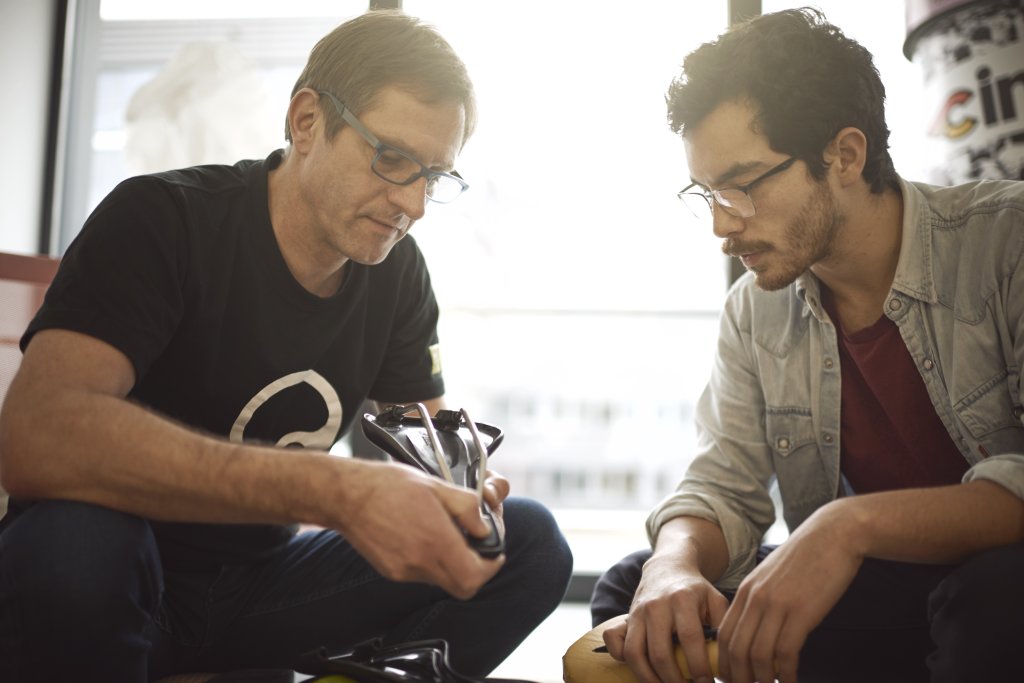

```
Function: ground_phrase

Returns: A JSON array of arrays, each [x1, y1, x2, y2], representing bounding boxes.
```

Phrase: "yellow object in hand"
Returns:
[[563, 615, 721, 682]]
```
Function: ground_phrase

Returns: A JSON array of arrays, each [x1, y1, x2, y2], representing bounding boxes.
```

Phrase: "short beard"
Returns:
[[739, 179, 844, 292]]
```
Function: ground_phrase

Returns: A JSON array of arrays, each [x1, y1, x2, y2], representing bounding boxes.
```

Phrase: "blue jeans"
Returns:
[[591, 543, 1024, 682], [0, 497, 572, 682]]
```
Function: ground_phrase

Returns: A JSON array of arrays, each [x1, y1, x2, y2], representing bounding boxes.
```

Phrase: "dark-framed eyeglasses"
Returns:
[[318, 90, 469, 204], [677, 156, 797, 219]]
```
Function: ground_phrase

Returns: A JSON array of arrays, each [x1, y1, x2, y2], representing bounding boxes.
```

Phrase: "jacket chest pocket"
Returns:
[[765, 409, 817, 459], [954, 369, 1024, 455], [765, 409, 833, 526]]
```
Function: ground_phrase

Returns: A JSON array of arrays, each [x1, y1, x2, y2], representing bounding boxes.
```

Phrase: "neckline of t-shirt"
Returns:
[[820, 285, 895, 344]]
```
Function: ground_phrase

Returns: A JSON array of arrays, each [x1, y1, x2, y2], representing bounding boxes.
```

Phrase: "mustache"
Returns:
[[722, 239, 772, 257]]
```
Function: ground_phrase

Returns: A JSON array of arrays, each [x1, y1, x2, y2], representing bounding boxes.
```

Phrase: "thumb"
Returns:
[[436, 481, 490, 538]]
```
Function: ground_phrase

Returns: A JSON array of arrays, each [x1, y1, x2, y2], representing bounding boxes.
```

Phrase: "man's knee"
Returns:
[[502, 497, 573, 611], [928, 542, 1024, 681], [0, 500, 162, 614], [1, 501, 165, 680], [591, 549, 651, 627]]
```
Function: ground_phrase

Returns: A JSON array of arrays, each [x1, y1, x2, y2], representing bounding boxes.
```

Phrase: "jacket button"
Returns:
[[777, 437, 790, 450], [888, 298, 902, 311], [823, 433, 834, 444], [923, 358, 934, 370]]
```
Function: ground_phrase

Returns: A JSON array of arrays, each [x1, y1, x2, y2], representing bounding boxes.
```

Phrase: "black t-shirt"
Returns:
[[21, 150, 445, 568]]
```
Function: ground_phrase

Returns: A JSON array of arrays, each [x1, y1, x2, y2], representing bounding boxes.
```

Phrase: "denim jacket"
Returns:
[[648, 177, 1024, 589]]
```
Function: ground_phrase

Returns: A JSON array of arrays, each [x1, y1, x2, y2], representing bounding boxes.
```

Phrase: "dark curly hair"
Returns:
[[667, 8, 898, 193]]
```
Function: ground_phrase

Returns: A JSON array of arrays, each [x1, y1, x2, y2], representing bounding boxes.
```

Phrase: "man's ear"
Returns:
[[286, 88, 323, 153], [824, 126, 868, 187]]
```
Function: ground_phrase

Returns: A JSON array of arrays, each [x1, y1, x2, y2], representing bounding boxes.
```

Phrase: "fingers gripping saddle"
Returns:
[[361, 404, 505, 558]]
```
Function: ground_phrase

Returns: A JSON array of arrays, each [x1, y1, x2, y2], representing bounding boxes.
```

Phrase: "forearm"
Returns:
[[1, 382, 344, 526], [651, 515, 730, 583], [825, 480, 1024, 564]]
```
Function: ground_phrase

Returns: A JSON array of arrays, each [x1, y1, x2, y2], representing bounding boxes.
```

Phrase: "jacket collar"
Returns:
[[793, 176, 937, 318], [890, 177, 937, 304]]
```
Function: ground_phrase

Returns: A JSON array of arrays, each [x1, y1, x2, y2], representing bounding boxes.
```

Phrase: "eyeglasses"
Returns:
[[677, 156, 797, 219], [318, 91, 469, 204]]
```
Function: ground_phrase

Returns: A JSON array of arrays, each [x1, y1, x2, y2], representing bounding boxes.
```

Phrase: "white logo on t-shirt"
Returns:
[[229, 369, 342, 450]]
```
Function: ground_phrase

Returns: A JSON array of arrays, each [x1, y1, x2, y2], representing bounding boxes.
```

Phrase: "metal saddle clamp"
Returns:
[[361, 404, 506, 558], [295, 638, 471, 683], [295, 637, 539, 683]]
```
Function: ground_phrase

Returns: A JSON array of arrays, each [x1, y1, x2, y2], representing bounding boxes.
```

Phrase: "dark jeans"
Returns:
[[591, 543, 1024, 683], [0, 497, 572, 683]]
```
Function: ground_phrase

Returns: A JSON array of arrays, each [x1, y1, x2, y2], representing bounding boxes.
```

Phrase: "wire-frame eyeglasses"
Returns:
[[318, 90, 469, 204], [677, 156, 797, 219]]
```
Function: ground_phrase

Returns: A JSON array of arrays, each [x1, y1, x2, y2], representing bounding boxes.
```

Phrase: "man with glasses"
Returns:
[[587, 8, 1024, 683], [0, 10, 571, 683]]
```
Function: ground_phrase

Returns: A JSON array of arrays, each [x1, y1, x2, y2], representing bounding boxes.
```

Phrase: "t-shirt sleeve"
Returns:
[[23, 176, 186, 380], [367, 239, 445, 403]]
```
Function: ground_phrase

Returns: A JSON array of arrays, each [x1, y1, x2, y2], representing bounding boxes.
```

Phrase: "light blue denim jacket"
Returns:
[[648, 177, 1024, 589]]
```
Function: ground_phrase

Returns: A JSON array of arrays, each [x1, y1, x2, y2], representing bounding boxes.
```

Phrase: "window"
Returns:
[[399, 1, 733, 568], [54, 0, 368, 254]]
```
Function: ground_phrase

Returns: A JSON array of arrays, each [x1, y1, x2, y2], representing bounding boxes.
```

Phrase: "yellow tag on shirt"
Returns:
[[429, 343, 442, 375]]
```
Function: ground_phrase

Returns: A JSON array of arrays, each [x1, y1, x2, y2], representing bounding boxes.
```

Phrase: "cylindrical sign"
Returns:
[[904, 0, 1024, 184]]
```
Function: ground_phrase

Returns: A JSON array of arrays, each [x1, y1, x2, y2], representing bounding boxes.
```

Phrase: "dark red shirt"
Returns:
[[823, 291, 968, 494]]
